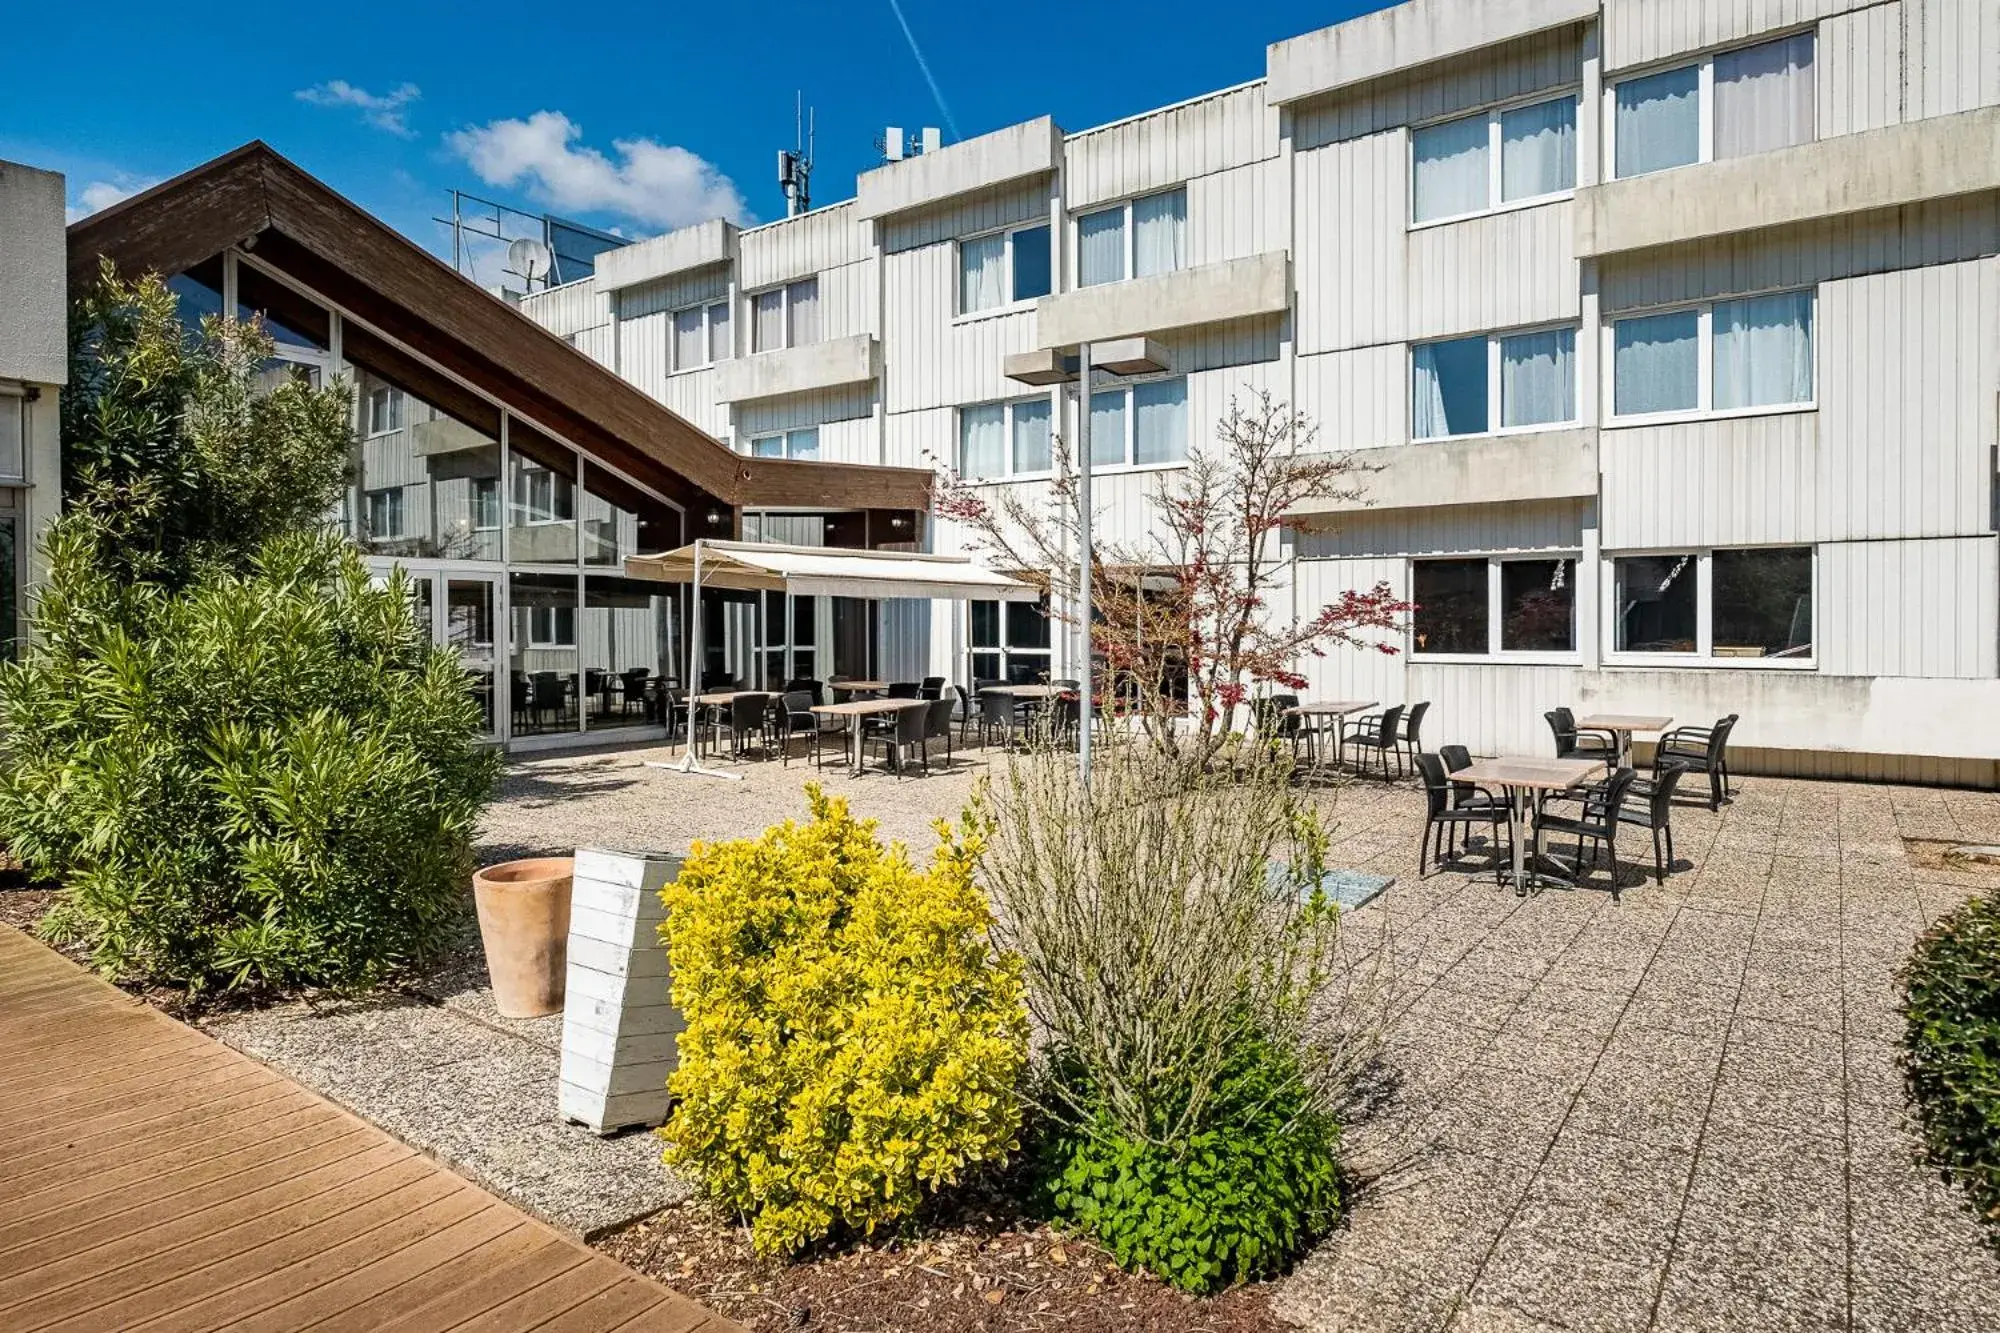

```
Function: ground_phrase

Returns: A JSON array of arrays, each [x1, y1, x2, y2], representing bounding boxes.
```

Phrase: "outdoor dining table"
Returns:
[[1454, 755, 1608, 891], [1283, 700, 1377, 767], [1575, 713, 1673, 768], [811, 698, 927, 776], [980, 684, 1065, 700], [829, 680, 890, 699]]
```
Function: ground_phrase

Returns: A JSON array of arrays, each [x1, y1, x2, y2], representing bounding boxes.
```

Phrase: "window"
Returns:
[[959, 398, 1052, 481], [1413, 327, 1576, 439], [470, 477, 499, 531], [1612, 547, 1813, 660], [670, 301, 732, 371], [512, 464, 576, 524], [1610, 291, 1813, 419], [0, 394, 22, 480], [970, 597, 1053, 684], [1612, 32, 1814, 179], [529, 603, 577, 648], [1090, 379, 1189, 467], [1412, 556, 1578, 656], [748, 427, 820, 460], [1076, 188, 1186, 287], [959, 223, 1052, 314], [364, 487, 404, 538], [1412, 94, 1576, 224], [365, 385, 402, 435], [750, 278, 818, 352]]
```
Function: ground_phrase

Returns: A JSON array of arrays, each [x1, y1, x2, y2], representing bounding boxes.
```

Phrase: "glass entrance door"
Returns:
[[444, 577, 501, 740]]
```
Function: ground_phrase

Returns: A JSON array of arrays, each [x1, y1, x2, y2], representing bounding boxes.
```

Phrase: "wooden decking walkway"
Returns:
[[0, 926, 738, 1333]]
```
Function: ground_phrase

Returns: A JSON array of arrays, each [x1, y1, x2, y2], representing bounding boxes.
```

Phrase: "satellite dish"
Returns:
[[507, 236, 553, 286]]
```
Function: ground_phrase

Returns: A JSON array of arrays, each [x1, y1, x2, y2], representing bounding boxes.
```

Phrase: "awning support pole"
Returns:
[[649, 536, 743, 781]]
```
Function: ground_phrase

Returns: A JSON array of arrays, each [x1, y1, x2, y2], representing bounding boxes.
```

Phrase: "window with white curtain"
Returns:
[[750, 278, 819, 352], [748, 427, 820, 460], [1612, 32, 1814, 179], [1076, 188, 1187, 286], [959, 398, 1052, 480], [958, 223, 1052, 314], [1413, 327, 1575, 439], [670, 300, 732, 371], [1610, 291, 1813, 419], [1090, 378, 1189, 467], [1412, 94, 1576, 224]]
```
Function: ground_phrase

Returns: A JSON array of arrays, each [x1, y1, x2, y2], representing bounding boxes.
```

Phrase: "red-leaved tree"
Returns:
[[933, 390, 1413, 759]]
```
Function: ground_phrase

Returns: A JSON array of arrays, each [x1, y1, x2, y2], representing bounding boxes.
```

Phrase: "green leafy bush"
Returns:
[[1902, 890, 2000, 1239], [660, 787, 1029, 1256], [1039, 1037, 1341, 1291], [974, 740, 1379, 1291], [0, 517, 499, 992]]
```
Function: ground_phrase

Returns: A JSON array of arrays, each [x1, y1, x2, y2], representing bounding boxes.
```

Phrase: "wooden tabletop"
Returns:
[[812, 698, 927, 717], [1285, 700, 1377, 716], [830, 680, 889, 692], [982, 684, 1065, 699], [1577, 713, 1673, 732], [1457, 756, 1606, 790], [694, 690, 767, 706]]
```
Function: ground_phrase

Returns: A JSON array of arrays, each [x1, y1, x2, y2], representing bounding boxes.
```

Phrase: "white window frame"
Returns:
[[1073, 186, 1187, 288], [1411, 323, 1579, 442], [1086, 376, 1190, 472], [749, 277, 818, 353], [1602, 546, 1817, 669], [528, 603, 577, 649], [1603, 288, 1815, 426], [1604, 31, 1816, 181], [512, 463, 576, 526], [669, 300, 732, 373], [364, 486, 404, 538], [747, 427, 820, 460], [1408, 553, 1583, 664], [470, 476, 500, 532], [968, 596, 1054, 683], [1408, 90, 1579, 230], [365, 385, 401, 437], [958, 395, 1057, 483], [955, 221, 1052, 319]]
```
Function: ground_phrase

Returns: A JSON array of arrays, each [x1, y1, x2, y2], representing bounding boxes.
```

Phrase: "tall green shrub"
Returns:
[[972, 740, 1379, 1291], [0, 515, 498, 991], [1902, 890, 2000, 1240], [660, 787, 1028, 1256]]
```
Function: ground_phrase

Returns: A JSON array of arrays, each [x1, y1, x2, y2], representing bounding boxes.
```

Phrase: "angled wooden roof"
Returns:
[[65, 141, 929, 516]]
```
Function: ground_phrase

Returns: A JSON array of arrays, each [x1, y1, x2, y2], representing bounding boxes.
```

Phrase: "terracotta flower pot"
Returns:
[[471, 857, 575, 1018]]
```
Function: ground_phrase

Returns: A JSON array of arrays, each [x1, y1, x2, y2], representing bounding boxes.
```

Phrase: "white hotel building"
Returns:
[[520, 0, 2000, 785]]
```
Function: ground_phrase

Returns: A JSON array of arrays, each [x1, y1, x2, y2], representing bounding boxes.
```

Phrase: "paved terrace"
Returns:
[[475, 745, 2000, 1333], [0, 926, 738, 1333]]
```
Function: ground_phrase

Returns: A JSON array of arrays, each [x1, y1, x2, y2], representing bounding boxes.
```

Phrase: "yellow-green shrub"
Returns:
[[659, 785, 1028, 1256]]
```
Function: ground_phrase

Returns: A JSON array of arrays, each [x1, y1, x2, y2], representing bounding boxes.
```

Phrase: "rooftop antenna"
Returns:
[[777, 93, 815, 217]]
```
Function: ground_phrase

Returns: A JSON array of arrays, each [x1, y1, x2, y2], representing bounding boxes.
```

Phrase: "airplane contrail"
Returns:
[[885, 0, 962, 141]]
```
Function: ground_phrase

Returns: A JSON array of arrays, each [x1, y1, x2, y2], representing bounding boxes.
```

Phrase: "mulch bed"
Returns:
[[597, 1196, 1294, 1333]]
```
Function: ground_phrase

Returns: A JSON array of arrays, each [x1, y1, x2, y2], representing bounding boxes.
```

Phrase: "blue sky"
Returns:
[[4, 1, 1388, 273]]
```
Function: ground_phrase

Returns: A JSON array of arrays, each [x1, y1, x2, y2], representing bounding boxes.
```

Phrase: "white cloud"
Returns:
[[444, 111, 750, 231], [296, 80, 421, 137], [66, 178, 154, 223]]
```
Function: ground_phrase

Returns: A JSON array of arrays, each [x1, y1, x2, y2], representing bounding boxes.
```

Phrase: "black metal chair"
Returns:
[[619, 667, 650, 715], [1342, 704, 1406, 779], [1646, 714, 1739, 811], [884, 681, 920, 699], [660, 684, 688, 741], [866, 702, 932, 778], [1535, 766, 1640, 888], [919, 675, 946, 701], [979, 689, 1021, 749], [528, 672, 566, 730], [1414, 752, 1511, 878], [1438, 744, 1504, 813], [921, 696, 957, 769], [1616, 762, 1688, 882], [727, 691, 772, 760], [774, 690, 819, 767], [952, 684, 976, 743], [1546, 706, 1618, 763]]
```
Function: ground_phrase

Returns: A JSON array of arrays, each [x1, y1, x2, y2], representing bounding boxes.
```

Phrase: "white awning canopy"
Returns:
[[623, 539, 1042, 602]]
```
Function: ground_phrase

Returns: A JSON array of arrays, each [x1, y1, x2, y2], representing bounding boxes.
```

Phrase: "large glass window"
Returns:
[[1414, 556, 1578, 655], [1090, 379, 1189, 467], [1413, 328, 1575, 439], [970, 597, 1053, 684], [959, 397, 1056, 481], [348, 360, 503, 562], [1412, 559, 1490, 655], [582, 463, 677, 569], [1615, 549, 1812, 660], [959, 223, 1051, 314], [1413, 94, 1575, 223], [236, 264, 336, 390], [508, 428, 579, 565], [1615, 554, 1699, 653], [1076, 188, 1186, 287], [1611, 292, 1812, 419], [582, 575, 678, 732], [1613, 33, 1814, 179], [510, 572, 580, 735]]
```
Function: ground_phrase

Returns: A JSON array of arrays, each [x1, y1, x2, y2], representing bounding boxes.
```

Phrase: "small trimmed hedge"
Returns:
[[1901, 889, 2000, 1239]]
